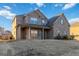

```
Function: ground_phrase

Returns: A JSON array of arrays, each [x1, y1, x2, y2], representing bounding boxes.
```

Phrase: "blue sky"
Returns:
[[0, 3, 79, 31]]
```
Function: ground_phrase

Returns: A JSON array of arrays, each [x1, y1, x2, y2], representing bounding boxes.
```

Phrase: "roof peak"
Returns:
[[54, 13, 64, 17]]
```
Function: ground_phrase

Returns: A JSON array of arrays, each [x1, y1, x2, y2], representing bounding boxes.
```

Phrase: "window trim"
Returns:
[[30, 17, 38, 24], [60, 19, 64, 24]]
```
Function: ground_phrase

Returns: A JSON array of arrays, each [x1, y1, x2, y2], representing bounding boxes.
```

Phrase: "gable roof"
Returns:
[[24, 9, 48, 19], [12, 9, 48, 23], [47, 13, 70, 26], [12, 9, 70, 27], [47, 13, 63, 26], [48, 14, 60, 24]]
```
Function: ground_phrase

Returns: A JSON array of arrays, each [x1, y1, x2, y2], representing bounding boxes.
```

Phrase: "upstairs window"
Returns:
[[57, 30, 60, 33], [42, 20, 45, 24], [30, 17, 38, 24], [60, 19, 64, 24], [30, 17, 46, 25], [64, 31, 67, 35], [42, 20, 46, 25]]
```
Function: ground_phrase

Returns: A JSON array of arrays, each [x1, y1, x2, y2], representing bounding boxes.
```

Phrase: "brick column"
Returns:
[[16, 26, 21, 40], [42, 28, 44, 39], [29, 27, 31, 39]]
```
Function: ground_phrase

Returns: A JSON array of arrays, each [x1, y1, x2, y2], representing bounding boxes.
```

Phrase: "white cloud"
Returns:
[[34, 8, 38, 10], [69, 18, 79, 24], [3, 6, 11, 10], [54, 4, 63, 7], [0, 6, 16, 19], [36, 3, 45, 7], [62, 3, 76, 10]]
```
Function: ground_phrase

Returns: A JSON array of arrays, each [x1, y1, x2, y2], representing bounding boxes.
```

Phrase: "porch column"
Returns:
[[42, 28, 44, 39], [17, 26, 21, 40], [29, 27, 31, 39]]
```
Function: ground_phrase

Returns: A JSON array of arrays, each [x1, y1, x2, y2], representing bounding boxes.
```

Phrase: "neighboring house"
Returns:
[[70, 22, 79, 40], [0, 27, 12, 40], [2, 30, 13, 40], [12, 9, 70, 40]]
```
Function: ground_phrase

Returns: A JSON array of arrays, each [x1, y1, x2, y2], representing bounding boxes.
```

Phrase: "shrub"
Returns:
[[63, 35, 68, 40], [54, 34, 62, 40], [69, 35, 74, 40], [54, 34, 74, 40]]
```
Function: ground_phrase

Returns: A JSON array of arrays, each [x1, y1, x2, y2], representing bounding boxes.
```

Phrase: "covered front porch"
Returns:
[[17, 24, 50, 39]]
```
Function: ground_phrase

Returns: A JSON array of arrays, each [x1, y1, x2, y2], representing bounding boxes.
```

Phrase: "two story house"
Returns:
[[12, 9, 70, 40]]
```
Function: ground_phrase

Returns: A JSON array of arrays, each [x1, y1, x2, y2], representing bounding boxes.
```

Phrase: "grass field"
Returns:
[[0, 40, 79, 56]]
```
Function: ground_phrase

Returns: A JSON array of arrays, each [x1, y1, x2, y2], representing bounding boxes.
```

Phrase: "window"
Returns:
[[60, 19, 64, 24], [31, 30, 38, 39], [30, 17, 46, 25], [64, 31, 67, 35], [42, 20, 46, 25], [42, 20, 45, 23], [30, 17, 37, 24], [57, 30, 60, 34]]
